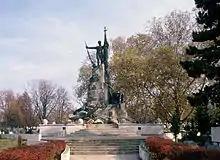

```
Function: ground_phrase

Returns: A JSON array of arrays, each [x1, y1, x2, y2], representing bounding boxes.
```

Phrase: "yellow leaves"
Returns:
[[110, 38, 195, 123]]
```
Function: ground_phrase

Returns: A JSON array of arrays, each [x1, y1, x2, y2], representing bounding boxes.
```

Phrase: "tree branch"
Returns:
[[144, 83, 172, 122]]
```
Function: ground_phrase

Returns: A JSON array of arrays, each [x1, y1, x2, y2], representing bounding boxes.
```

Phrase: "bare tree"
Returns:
[[0, 90, 25, 127], [54, 86, 71, 123], [0, 90, 14, 111], [29, 80, 57, 123], [147, 10, 195, 52], [17, 91, 37, 126], [28, 79, 73, 123]]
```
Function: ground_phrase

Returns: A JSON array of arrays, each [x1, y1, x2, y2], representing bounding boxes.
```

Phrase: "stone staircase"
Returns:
[[68, 138, 144, 155], [67, 124, 145, 155], [71, 124, 136, 137]]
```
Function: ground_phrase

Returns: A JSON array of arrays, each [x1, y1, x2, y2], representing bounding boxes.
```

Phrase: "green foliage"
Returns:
[[111, 37, 195, 124], [0, 139, 18, 151], [195, 106, 211, 135], [74, 63, 92, 106], [181, 1, 220, 108], [75, 10, 197, 125], [181, 1, 220, 137], [109, 10, 197, 124], [171, 109, 181, 141]]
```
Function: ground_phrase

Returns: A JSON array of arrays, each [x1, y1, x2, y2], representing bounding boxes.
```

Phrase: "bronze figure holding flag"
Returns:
[[85, 27, 109, 78]]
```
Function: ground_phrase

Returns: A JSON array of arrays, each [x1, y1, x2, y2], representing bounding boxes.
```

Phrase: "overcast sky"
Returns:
[[0, 0, 195, 106]]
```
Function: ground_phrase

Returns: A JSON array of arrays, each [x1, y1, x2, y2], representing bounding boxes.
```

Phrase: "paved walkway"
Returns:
[[70, 154, 140, 160]]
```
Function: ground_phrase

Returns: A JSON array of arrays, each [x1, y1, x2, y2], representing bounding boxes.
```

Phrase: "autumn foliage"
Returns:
[[0, 140, 66, 160], [146, 137, 220, 160]]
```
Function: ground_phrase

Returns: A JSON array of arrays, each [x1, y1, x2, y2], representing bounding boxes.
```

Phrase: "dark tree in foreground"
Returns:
[[195, 106, 211, 135], [181, 1, 220, 125]]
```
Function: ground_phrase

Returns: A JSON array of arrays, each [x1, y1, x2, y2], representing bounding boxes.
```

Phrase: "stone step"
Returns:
[[72, 132, 133, 135], [87, 130, 132, 133], [87, 128, 122, 130], [68, 139, 144, 142], [86, 130, 130, 133], [67, 127, 145, 155], [68, 144, 140, 147], [68, 138, 145, 142], [71, 134, 137, 137], [72, 129, 134, 135], [68, 141, 143, 144], [71, 148, 139, 152], [70, 149, 139, 155], [71, 154, 140, 160], [75, 129, 129, 132], [68, 142, 141, 146], [69, 145, 140, 150], [68, 138, 142, 155], [88, 124, 117, 128], [68, 142, 143, 146]]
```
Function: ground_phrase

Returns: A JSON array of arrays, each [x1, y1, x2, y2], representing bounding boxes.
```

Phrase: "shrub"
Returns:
[[147, 137, 173, 159], [173, 148, 220, 160], [0, 140, 66, 160], [145, 137, 220, 160]]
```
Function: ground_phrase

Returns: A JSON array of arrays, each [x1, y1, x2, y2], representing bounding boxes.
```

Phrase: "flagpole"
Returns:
[[85, 41, 95, 67]]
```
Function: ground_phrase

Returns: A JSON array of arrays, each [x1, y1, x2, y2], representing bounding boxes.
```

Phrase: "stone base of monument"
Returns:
[[41, 123, 164, 155], [85, 123, 164, 136], [68, 123, 163, 155], [39, 124, 86, 137], [93, 103, 132, 125]]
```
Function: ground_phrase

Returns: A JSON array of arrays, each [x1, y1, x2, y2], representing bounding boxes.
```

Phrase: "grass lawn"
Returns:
[[0, 139, 18, 151]]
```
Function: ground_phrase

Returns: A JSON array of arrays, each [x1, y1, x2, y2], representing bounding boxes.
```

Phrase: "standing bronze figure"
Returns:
[[86, 40, 103, 67], [85, 27, 109, 78]]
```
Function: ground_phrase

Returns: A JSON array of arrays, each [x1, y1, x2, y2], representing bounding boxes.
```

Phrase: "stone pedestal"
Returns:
[[99, 63, 108, 104], [87, 64, 107, 108], [106, 103, 129, 124], [119, 103, 129, 123], [109, 107, 118, 124]]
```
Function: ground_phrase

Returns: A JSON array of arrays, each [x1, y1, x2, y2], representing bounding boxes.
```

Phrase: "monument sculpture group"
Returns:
[[38, 28, 164, 151], [73, 27, 129, 124]]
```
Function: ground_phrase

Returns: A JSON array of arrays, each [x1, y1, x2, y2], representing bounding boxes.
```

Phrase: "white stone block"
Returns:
[[119, 124, 164, 135], [39, 124, 86, 136], [139, 144, 150, 160], [61, 145, 70, 160], [20, 134, 41, 145], [211, 127, 220, 142]]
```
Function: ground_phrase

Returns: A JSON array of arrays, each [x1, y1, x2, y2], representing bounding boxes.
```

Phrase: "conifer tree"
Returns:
[[181, 1, 220, 108]]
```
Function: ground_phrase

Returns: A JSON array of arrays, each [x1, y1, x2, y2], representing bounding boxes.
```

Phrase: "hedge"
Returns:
[[146, 137, 220, 160], [0, 140, 66, 160]]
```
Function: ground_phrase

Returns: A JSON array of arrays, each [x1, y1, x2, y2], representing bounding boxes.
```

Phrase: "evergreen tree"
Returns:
[[171, 109, 181, 142], [181, 1, 220, 114], [195, 106, 211, 135]]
